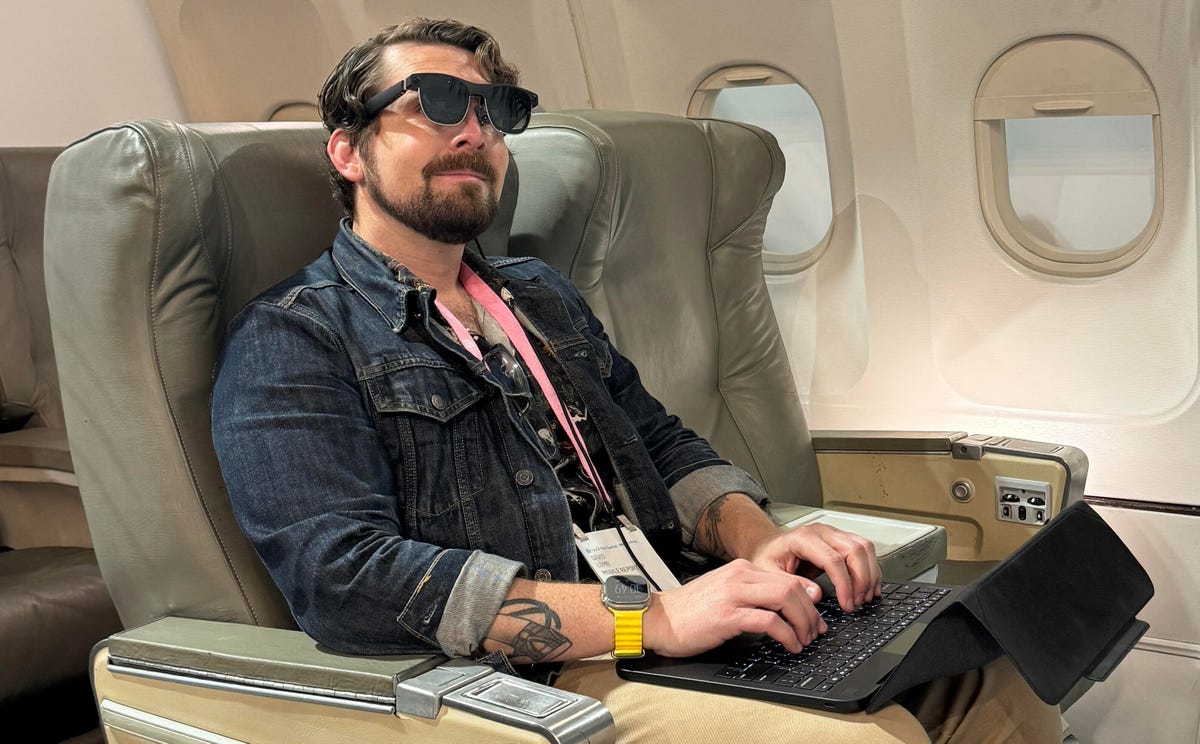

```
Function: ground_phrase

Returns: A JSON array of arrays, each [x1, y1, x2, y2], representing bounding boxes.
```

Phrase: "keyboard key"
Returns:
[[754, 668, 788, 685], [798, 675, 827, 690], [739, 662, 773, 679]]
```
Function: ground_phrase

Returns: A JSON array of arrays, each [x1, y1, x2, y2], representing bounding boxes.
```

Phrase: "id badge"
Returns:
[[573, 516, 681, 591]]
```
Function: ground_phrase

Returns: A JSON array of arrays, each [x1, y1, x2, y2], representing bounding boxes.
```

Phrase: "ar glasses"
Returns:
[[363, 73, 539, 135]]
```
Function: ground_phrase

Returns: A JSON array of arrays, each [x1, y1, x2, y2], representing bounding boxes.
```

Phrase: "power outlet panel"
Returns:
[[995, 476, 1051, 525]]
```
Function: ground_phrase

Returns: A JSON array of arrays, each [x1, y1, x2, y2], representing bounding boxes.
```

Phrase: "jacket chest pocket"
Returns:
[[569, 321, 614, 379], [364, 362, 489, 548], [366, 361, 486, 421]]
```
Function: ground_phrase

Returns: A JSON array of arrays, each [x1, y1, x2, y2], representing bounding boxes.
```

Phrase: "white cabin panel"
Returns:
[[1, 0, 185, 146], [138, 1, 589, 124], [814, 0, 1200, 509]]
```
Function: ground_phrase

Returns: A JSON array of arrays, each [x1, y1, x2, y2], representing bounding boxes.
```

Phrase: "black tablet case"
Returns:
[[866, 500, 1153, 712]]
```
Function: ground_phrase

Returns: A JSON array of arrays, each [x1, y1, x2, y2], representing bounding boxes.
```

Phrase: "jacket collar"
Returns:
[[329, 219, 435, 332], [329, 219, 531, 332]]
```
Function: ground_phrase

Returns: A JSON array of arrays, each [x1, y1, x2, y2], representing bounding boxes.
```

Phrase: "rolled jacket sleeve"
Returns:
[[669, 464, 771, 549], [437, 551, 525, 657]]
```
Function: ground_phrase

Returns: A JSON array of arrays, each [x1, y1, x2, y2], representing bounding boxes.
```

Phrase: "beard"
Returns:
[[361, 148, 500, 245]]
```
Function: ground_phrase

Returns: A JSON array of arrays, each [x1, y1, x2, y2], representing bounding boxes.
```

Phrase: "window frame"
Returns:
[[974, 35, 1163, 278], [688, 65, 834, 274]]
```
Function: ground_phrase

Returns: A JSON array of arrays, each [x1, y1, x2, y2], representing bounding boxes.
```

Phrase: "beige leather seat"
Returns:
[[42, 111, 1080, 742], [43, 117, 590, 744], [0, 148, 121, 741]]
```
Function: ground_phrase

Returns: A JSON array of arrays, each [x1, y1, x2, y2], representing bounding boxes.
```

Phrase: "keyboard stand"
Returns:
[[866, 502, 1152, 712]]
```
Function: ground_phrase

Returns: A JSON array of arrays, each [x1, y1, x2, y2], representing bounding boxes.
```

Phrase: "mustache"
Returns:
[[423, 152, 498, 184]]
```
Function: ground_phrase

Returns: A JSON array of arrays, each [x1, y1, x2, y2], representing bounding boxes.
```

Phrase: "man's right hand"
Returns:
[[642, 559, 829, 657]]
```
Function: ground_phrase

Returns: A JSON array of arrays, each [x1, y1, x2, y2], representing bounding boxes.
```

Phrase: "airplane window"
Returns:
[[1005, 115, 1155, 253], [974, 36, 1162, 277], [690, 66, 833, 273]]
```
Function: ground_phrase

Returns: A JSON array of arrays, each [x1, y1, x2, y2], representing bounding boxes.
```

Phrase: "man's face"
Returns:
[[357, 43, 510, 244]]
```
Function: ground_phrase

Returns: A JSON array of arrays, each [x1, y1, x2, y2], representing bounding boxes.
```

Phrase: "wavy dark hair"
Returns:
[[317, 18, 521, 216]]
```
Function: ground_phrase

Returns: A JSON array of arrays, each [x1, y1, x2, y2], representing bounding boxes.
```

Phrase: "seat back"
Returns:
[[512, 112, 820, 506], [47, 123, 336, 628], [0, 148, 64, 432], [44, 112, 818, 631]]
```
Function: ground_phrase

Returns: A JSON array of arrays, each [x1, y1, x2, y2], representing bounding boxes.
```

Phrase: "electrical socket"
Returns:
[[995, 476, 1051, 525]]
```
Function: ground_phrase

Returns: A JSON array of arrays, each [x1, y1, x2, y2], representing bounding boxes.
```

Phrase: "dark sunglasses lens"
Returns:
[[486, 86, 534, 133], [419, 75, 470, 126]]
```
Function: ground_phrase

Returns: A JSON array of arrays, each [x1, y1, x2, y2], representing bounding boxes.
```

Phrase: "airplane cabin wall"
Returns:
[[140, 0, 591, 123], [0, 0, 185, 146]]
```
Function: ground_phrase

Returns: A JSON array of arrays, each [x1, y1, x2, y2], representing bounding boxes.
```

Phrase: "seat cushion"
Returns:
[[0, 546, 121, 700]]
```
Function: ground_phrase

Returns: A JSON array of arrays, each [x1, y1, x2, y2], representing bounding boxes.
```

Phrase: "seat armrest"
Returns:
[[771, 503, 947, 580], [99, 617, 614, 743], [0, 427, 86, 549], [106, 616, 441, 706], [811, 429, 1088, 562], [810, 430, 967, 453], [810, 430, 1087, 501]]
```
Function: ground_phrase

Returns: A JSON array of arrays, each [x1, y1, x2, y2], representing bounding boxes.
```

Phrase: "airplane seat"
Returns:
[[43, 118, 612, 743], [41, 112, 1074, 742], [0, 147, 121, 741]]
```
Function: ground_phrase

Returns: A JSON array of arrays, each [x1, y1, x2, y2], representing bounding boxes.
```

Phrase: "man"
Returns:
[[212, 18, 1059, 743]]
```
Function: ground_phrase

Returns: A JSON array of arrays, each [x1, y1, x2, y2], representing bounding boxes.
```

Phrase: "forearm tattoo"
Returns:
[[695, 493, 733, 560], [487, 598, 573, 663]]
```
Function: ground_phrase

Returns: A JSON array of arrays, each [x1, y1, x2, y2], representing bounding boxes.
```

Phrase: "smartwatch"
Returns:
[[601, 574, 650, 659]]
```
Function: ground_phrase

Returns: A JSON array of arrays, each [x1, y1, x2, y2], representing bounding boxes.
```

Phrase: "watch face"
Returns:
[[603, 574, 649, 608]]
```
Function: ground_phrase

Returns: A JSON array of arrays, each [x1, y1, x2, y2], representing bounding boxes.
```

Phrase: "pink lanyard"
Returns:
[[432, 263, 614, 509]]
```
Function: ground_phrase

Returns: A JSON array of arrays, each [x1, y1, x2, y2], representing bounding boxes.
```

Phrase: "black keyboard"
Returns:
[[715, 582, 951, 692]]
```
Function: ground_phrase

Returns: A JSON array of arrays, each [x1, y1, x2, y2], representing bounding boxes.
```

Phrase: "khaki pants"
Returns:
[[554, 656, 1060, 743]]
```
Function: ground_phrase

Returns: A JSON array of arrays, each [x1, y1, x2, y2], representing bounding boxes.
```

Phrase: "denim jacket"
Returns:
[[212, 221, 768, 657]]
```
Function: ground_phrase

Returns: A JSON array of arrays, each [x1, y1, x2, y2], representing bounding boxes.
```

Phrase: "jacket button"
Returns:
[[431, 394, 447, 410], [514, 469, 534, 486], [534, 568, 552, 581]]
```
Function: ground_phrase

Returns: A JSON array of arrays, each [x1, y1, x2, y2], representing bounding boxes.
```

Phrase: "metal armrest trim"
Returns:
[[810, 430, 967, 453], [108, 662, 396, 714]]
